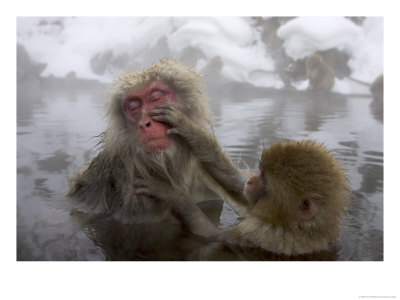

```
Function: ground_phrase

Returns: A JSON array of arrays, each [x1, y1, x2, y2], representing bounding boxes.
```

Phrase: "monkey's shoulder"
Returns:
[[68, 151, 126, 214]]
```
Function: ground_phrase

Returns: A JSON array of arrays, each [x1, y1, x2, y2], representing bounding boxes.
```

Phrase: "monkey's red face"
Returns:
[[307, 56, 321, 70], [244, 172, 266, 204], [122, 82, 179, 153]]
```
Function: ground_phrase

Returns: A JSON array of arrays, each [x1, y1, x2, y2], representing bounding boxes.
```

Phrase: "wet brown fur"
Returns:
[[220, 140, 351, 256], [69, 59, 223, 223]]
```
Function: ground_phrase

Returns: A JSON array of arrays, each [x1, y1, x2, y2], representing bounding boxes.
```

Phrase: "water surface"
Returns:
[[17, 82, 383, 261]]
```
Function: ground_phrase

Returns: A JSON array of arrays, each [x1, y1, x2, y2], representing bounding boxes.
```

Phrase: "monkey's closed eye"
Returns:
[[125, 99, 141, 112], [150, 90, 167, 100]]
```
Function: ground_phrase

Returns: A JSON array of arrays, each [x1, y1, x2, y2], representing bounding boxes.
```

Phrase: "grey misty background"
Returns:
[[17, 17, 383, 260]]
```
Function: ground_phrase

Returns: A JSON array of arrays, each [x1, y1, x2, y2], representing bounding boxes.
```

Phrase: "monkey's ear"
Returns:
[[298, 193, 321, 221]]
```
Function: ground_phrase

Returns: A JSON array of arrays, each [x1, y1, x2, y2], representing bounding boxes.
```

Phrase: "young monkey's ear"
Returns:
[[297, 193, 321, 221]]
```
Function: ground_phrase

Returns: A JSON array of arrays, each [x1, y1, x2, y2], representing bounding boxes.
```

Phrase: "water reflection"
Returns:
[[17, 77, 383, 261]]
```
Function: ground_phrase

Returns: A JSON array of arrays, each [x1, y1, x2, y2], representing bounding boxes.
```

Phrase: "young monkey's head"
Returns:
[[244, 140, 350, 236]]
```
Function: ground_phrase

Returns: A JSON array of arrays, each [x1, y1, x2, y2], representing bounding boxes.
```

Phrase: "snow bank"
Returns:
[[17, 17, 274, 85], [17, 16, 382, 90], [277, 17, 383, 82]]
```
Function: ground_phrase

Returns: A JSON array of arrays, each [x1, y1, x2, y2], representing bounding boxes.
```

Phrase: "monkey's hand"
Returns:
[[133, 178, 188, 203], [150, 104, 249, 212], [133, 178, 218, 238], [150, 104, 237, 169], [149, 104, 214, 155]]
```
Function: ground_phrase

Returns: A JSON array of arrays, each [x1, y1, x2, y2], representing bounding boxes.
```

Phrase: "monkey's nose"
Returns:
[[139, 119, 152, 129]]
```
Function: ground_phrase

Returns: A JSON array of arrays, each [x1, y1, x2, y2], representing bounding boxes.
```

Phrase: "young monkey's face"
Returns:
[[244, 172, 266, 205]]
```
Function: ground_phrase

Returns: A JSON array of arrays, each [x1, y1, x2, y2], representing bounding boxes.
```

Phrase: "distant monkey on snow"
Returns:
[[306, 53, 335, 92]]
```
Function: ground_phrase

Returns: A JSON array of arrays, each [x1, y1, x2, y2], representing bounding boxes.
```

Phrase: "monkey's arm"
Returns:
[[68, 151, 122, 215], [134, 179, 218, 238], [149, 105, 249, 213]]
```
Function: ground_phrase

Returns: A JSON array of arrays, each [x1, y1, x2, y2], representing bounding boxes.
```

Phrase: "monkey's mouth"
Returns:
[[142, 137, 172, 153]]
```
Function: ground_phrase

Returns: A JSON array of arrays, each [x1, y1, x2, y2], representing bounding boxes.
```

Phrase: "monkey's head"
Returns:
[[245, 140, 350, 239], [370, 74, 384, 100], [306, 53, 323, 70], [105, 58, 212, 155]]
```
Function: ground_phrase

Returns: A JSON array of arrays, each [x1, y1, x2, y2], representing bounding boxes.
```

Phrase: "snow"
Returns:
[[277, 17, 383, 83], [169, 18, 274, 82], [17, 16, 383, 92], [277, 17, 363, 59]]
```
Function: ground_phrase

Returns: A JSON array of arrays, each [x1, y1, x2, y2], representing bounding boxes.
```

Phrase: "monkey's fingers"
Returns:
[[149, 104, 177, 116], [150, 104, 180, 116], [167, 128, 183, 137], [148, 108, 168, 116], [150, 114, 171, 124], [133, 187, 153, 196], [152, 104, 174, 111], [133, 179, 150, 189], [133, 187, 160, 199], [151, 113, 184, 131], [149, 108, 177, 123]]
